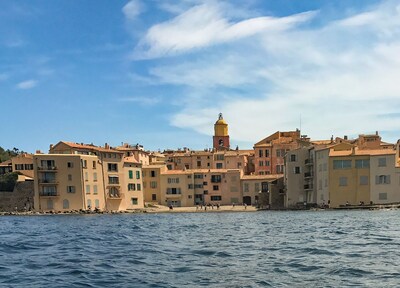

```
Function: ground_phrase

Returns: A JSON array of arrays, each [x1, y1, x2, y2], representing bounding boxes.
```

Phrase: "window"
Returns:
[[82, 160, 87, 169], [294, 167, 301, 174], [151, 170, 156, 177], [150, 181, 157, 188], [188, 184, 194, 189], [87, 199, 92, 209], [290, 154, 297, 162], [379, 193, 387, 200], [84, 172, 89, 181], [93, 172, 97, 182], [92, 161, 96, 169], [197, 161, 201, 167], [259, 150, 263, 157], [211, 175, 222, 183], [339, 177, 348, 186], [137, 184, 141, 191], [216, 154, 224, 161], [194, 174, 203, 179], [142, 171, 146, 177], [265, 161, 270, 166], [360, 176, 368, 185], [152, 194, 157, 201], [211, 196, 222, 201], [129, 170, 133, 179], [86, 185, 90, 194], [244, 183, 249, 192], [108, 176, 119, 184], [187, 175, 192, 179], [15, 164, 24, 170], [128, 183, 136, 191], [333, 160, 352, 169], [136, 171, 140, 179], [194, 184, 203, 189], [216, 163, 223, 169], [237, 162, 242, 168], [213, 185, 219, 191], [265, 150, 270, 157], [203, 181, 207, 185], [68, 174, 72, 181], [355, 159, 370, 169], [67, 186, 75, 193], [47, 199, 53, 210], [168, 178, 180, 184], [376, 175, 390, 184], [378, 158, 386, 167], [108, 163, 118, 172], [93, 185, 98, 194], [63, 199, 69, 209], [259, 161, 264, 167], [95, 199, 99, 208], [166, 188, 181, 195], [24, 164, 33, 170], [131, 198, 138, 205], [254, 183, 260, 192], [67, 162, 74, 168], [276, 165, 284, 174]]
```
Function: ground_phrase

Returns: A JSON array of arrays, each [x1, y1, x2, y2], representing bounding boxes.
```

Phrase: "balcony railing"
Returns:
[[304, 184, 314, 190], [107, 192, 123, 199], [38, 166, 57, 171], [39, 179, 58, 184], [108, 179, 120, 185], [39, 191, 59, 197]]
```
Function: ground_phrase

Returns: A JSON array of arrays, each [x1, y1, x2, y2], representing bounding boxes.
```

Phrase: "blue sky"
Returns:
[[1, 0, 399, 153]]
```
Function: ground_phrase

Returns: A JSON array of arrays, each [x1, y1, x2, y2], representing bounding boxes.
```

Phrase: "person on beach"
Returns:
[[244, 203, 247, 209]]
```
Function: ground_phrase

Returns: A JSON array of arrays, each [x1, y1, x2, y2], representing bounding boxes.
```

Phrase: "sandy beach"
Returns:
[[143, 204, 258, 213]]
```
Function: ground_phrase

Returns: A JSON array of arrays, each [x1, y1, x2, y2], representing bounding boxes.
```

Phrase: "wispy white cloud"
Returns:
[[16, 79, 37, 90], [123, 0, 144, 20], [118, 96, 160, 106], [134, 2, 316, 59], [140, 0, 400, 143]]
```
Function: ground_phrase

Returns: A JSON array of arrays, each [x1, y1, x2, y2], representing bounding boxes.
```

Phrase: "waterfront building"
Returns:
[[254, 130, 304, 175], [142, 165, 167, 204], [241, 174, 284, 208], [33, 141, 145, 212]]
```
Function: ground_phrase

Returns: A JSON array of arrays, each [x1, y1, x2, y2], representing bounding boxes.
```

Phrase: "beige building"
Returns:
[[241, 174, 284, 208], [0, 154, 34, 178], [33, 141, 145, 212], [142, 165, 167, 204]]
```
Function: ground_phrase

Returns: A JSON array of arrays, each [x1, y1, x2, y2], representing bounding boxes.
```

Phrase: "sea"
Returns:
[[1, 210, 399, 287]]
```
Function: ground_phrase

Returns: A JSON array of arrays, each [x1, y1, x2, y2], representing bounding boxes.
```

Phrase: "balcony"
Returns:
[[304, 172, 313, 178], [304, 159, 313, 166], [107, 192, 123, 200], [39, 191, 59, 197], [304, 184, 314, 190], [39, 179, 58, 185], [38, 166, 57, 171]]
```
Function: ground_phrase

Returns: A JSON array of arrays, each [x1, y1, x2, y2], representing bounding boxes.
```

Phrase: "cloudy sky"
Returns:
[[1, 0, 400, 153]]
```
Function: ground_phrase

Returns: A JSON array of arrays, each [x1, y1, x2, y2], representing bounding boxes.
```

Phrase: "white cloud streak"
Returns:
[[16, 79, 37, 89], [134, 2, 316, 59]]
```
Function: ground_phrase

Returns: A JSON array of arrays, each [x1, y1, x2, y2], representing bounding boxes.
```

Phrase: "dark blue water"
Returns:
[[1, 210, 400, 287]]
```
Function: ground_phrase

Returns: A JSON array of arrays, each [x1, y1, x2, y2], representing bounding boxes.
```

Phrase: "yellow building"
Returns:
[[142, 165, 166, 204], [33, 141, 145, 212]]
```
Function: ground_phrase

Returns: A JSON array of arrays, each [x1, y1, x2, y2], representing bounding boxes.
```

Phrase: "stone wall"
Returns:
[[0, 181, 34, 212]]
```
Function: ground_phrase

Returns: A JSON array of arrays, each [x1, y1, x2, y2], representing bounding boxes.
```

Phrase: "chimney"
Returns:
[[344, 135, 348, 140], [105, 143, 110, 149], [376, 131, 379, 136], [49, 144, 54, 150]]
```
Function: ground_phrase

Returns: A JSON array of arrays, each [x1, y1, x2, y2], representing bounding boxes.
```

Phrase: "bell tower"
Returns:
[[213, 113, 230, 150]]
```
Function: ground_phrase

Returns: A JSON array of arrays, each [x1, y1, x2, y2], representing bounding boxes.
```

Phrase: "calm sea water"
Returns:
[[1, 210, 400, 287]]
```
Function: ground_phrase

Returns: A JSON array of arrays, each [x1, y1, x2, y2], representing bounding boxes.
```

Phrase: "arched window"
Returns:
[[63, 199, 69, 209]]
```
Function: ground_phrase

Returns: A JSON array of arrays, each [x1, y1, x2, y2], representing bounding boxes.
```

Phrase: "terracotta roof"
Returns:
[[329, 147, 396, 157], [162, 168, 240, 175], [59, 141, 123, 153], [0, 160, 12, 166], [123, 156, 141, 165]]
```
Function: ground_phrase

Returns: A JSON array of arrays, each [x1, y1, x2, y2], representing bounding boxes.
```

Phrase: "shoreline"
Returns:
[[1, 203, 399, 216]]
